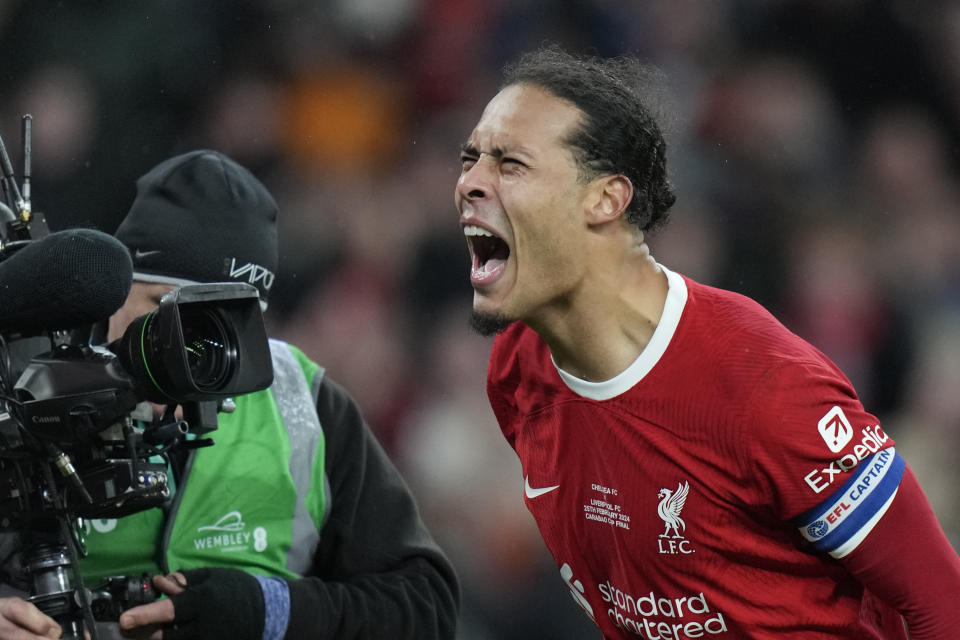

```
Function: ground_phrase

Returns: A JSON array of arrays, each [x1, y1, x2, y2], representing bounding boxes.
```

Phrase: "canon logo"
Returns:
[[31, 415, 61, 424]]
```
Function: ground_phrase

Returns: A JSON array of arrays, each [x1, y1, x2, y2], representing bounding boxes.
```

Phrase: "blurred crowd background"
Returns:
[[1, 1, 958, 638]]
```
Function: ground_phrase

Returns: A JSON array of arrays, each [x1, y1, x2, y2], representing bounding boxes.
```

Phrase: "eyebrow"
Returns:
[[459, 142, 522, 160]]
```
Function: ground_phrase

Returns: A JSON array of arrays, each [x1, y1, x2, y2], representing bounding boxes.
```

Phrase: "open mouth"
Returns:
[[464, 224, 510, 283]]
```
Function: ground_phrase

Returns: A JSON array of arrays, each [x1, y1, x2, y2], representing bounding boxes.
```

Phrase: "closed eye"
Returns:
[[500, 157, 527, 176]]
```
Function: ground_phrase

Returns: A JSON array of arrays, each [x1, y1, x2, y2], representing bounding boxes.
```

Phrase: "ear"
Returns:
[[585, 175, 633, 226]]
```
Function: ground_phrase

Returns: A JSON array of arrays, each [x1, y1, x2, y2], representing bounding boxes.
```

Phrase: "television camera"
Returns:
[[0, 116, 274, 639]]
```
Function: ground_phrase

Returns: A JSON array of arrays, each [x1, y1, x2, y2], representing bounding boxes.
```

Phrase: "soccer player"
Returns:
[[455, 45, 960, 639]]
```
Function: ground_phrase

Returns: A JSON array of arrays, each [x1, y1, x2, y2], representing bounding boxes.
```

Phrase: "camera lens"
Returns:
[[178, 307, 238, 391], [109, 284, 270, 404]]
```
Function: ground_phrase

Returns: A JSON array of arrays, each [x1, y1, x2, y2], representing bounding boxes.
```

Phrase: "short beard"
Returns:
[[470, 310, 515, 336]]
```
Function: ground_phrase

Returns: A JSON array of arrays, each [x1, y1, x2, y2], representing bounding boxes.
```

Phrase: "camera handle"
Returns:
[[22, 521, 159, 639], [23, 522, 98, 640], [19, 429, 162, 639], [22, 462, 100, 640]]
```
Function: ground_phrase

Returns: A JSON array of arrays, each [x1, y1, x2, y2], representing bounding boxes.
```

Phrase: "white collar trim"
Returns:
[[554, 265, 688, 400]]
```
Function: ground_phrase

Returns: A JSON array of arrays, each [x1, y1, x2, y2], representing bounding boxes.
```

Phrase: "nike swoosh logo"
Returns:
[[135, 249, 161, 259], [525, 476, 560, 499]]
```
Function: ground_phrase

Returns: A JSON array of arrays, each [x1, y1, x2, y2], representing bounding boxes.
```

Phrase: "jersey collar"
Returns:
[[553, 264, 688, 400]]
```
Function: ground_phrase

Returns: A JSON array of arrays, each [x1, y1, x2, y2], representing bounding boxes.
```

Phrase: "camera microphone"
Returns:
[[0, 228, 133, 333]]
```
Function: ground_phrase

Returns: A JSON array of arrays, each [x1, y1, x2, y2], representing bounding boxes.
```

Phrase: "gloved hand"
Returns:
[[119, 567, 265, 640]]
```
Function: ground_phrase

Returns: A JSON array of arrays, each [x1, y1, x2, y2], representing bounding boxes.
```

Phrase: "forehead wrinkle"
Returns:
[[462, 140, 540, 164], [467, 85, 583, 164], [461, 141, 509, 158]]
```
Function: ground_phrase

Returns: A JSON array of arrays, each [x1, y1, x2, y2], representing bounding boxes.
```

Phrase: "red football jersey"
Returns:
[[487, 267, 907, 639]]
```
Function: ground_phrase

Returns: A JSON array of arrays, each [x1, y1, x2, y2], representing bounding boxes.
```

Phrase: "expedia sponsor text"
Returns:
[[804, 425, 889, 494]]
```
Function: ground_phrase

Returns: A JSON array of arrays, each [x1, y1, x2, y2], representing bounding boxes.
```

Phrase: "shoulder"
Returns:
[[485, 323, 563, 434], [268, 338, 325, 390], [263, 340, 362, 422], [269, 338, 320, 374], [488, 322, 554, 392], [683, 276, 789, 341], [666, 274, 864, 444], [680, 275, 838, 376]]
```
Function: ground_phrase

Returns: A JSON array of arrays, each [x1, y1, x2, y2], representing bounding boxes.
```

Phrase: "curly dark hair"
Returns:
[[502, 45, 676, 232]]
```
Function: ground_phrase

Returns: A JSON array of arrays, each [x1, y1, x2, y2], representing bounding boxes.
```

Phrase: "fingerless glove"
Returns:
[[165, 568, 265, 640]]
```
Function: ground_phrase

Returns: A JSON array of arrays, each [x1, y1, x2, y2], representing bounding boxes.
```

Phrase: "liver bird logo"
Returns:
[[657, 481, 690, 538]]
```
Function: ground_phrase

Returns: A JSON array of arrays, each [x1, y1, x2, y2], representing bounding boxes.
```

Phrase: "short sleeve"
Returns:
[[746, 357, 902, 558]]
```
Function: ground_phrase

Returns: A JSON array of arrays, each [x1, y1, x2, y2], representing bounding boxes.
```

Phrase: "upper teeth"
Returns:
[[464, 225, 494, 238]]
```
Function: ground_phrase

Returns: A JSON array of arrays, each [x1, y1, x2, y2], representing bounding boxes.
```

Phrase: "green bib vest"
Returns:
[[79, 340, 329, 583]]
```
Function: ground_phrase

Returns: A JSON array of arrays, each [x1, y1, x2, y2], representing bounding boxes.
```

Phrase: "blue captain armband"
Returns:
[[793, 447, 905, 559]]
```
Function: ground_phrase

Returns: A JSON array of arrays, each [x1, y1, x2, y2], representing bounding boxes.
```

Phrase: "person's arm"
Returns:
[[283, 376, 459, 639], [119, 376, 460, 640], [838, 466, 960, 639]]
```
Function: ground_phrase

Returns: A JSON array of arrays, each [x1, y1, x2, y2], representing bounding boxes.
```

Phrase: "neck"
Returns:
[[534, 253, 669, 383]]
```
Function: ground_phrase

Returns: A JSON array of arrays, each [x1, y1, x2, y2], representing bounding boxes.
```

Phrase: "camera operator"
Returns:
[[0, 150, 459, 639]]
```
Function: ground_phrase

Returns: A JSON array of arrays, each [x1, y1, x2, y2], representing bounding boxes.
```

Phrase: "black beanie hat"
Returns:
[[115, 150, 278, 309]]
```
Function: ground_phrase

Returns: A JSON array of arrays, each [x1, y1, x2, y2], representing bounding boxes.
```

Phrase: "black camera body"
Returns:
[[0, 117, 274, 639], [2, 282, 273, 523], [0, 283, 273, 639]]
